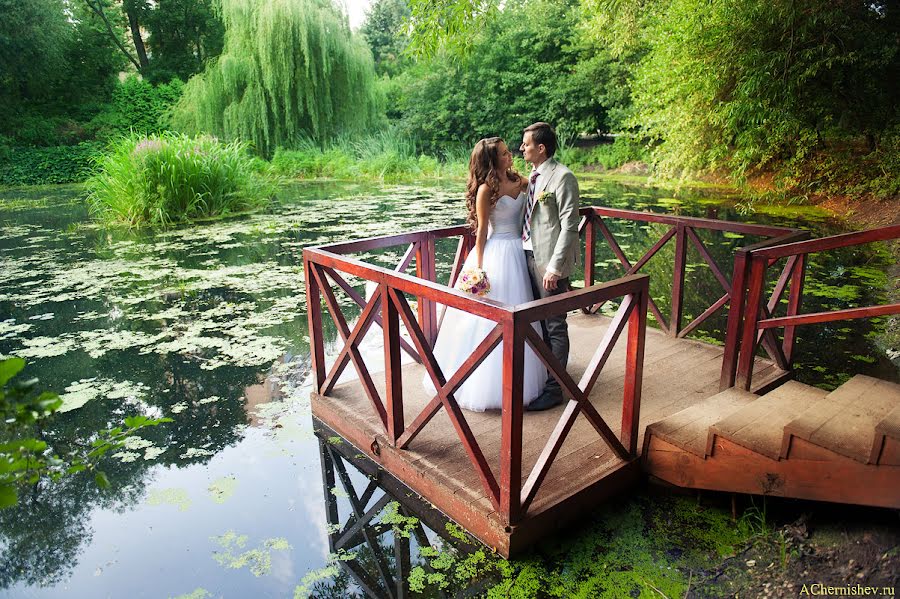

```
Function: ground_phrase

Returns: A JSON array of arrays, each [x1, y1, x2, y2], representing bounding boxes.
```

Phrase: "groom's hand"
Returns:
[[543, 272, 560, 291]]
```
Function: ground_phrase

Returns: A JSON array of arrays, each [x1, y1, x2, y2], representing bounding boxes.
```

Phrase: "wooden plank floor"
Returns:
[[311, 312, 775, 555]]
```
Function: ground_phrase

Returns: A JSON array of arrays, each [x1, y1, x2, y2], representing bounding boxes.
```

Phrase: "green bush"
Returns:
[[0, 142, 103, 185], [87, 133, 275, 227], [85, 77, 184, 141]]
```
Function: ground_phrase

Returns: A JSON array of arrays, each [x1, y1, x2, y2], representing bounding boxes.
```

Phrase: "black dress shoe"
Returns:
[[526, 389, 564, 411]]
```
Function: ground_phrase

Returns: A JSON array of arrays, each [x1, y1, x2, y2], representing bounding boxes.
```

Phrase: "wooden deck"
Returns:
[[643, 377, 900, 508], [311, 312, 776, 556]]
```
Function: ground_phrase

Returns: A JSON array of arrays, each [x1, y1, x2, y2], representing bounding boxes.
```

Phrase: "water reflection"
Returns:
[[313, 422, 483, 598]]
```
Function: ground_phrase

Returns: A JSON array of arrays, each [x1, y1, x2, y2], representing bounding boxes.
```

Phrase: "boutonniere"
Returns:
[[537, 190, 555, 204]]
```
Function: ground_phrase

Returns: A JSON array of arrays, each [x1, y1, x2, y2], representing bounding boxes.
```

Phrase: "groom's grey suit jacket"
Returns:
[[529, 158, 580, 279]]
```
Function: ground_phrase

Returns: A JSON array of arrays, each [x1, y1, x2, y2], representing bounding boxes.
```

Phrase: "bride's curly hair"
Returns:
[[465, 137, 522, 231]]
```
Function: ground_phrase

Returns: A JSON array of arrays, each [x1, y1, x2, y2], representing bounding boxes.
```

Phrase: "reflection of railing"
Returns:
[[304, 227, 649, 527], [732, 224, 900, 391], [316, 426, 476, 598], [578, 207, 803, 390]]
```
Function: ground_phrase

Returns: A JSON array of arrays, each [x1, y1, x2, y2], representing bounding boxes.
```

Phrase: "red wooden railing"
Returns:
[[732, 224, 900, 391], [577, 207, 802, 390], [304, 225, 649, 526]]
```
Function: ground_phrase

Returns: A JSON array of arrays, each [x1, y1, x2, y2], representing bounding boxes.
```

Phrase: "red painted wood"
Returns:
[[523, 325, 629, 459], [590, 206, 795, 236], [767, 255, 798, 314], [595, 219, 670, 333], [670, 224, 688, 336], [396, 324, 503, 449], [304, 257, 326, 390], [314, 231, 425, 255], [584, 213, 596, 288], [621, 287, 647, 455], [319, 264, 420, 363], [389, 288, 501, 509], [382, 285, 403, 445], [500, 319, 524, 525], [678, 292, 730, 339], [685, 226, 731, 292], [313, 266, 388, 427], [578, 295, 635, 396], [515, 275, 647, 324], [395, 242, 418, 274], [782, 253, 806, 365], [448, 236, 468, 289], [306, 250, 511, 321], [520, 399, 580, 512], [759, 303, 900, 329], [424, 235, 439, 346], [720, 250, 748, 390], [736, 257, 767, 390], [755, 224, 900, 259]]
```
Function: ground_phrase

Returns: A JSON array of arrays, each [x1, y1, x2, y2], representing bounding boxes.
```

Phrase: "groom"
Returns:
[[520, 122, 581, 411]]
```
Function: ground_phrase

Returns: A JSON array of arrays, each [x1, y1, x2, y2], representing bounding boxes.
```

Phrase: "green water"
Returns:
[[0, 179, 895, 597]]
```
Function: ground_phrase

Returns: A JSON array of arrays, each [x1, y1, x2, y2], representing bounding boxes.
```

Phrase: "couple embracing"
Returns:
[[426, 122, 580, 413]]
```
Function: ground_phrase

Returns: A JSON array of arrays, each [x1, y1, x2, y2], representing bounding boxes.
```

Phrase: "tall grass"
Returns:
[[270, 131, 470, 182], [87, 133, 275, 227]]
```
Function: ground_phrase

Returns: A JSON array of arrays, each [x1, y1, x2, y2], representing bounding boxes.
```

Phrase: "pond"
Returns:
[[0, 179, 896, 597]]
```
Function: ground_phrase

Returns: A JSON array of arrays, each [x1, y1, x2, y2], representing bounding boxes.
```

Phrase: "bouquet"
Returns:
[[457, 267, 491, 297]]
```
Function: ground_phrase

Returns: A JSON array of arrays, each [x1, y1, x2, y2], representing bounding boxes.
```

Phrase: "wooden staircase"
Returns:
[[642, 375, 900, 508]]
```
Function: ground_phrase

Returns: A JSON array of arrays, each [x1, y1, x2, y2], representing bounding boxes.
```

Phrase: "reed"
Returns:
[[87, 133, 275, 227]]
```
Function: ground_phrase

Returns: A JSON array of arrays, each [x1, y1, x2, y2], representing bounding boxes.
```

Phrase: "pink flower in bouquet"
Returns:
[[457, 267, 491, 296]]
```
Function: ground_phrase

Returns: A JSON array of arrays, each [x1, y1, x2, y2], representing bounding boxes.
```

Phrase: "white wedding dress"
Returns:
[[424, 192, 548, 411]]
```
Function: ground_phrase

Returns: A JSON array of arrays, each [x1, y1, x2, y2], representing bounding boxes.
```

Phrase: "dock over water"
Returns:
[[304, 209, 900, 556]]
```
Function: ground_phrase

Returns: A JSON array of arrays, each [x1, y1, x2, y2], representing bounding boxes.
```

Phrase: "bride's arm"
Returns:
[[474, 185, 491, 269]]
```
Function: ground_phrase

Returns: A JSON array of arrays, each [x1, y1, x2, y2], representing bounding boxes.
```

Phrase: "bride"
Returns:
[[424, 137, 548, 411]]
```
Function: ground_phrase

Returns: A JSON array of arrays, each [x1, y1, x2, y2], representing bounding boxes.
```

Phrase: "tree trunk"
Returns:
[[126, 8, 150, 71]]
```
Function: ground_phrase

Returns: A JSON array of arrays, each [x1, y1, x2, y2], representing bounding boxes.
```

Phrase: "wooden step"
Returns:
[[872, 403, 900, 464], [710, 381, 827, 460], [646, 388, 757, 458], [784, 375, 900, 464]]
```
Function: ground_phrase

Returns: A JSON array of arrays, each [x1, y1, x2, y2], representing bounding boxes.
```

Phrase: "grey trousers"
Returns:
[[525, 250, 569, 395]]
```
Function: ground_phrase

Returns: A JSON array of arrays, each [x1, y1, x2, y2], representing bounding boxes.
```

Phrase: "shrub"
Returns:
[[0, 142, 103, 185], [87, 133, 275, 227], [85, 77, 185, 141]]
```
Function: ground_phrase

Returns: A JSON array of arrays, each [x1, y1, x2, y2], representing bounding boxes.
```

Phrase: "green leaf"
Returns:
[[95, 471, 110, 488], [0, 484, 18, 508], [0, 358, 26, 387]]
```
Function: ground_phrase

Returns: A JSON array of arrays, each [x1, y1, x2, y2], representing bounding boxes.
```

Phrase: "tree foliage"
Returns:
[[630, 0, 900, 179], [172, 0, 381, 157], [389, 0, 611, 150], [361, 0, 412, 77]]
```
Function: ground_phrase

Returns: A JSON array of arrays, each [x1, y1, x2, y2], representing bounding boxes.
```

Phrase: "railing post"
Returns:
[[736, 256, 767, 390], [500, 317, 523, 526], [584, 212, 596, 288], [782, 253, 806, 367], [416, 233, 438, 347], [720, 250, 748, 390], [382, 286, 403, 445], [670, 223, 688, 336], [621, 286, 648, 456], [304, 256, 326, 392]]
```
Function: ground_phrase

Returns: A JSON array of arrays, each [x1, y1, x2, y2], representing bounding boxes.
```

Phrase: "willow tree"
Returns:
[[172, 0, 381, 157]]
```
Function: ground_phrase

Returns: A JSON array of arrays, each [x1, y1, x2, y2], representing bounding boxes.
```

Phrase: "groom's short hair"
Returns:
[[524, 122, 557, 157]]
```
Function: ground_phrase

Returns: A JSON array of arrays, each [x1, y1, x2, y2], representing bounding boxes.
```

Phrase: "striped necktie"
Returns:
[[522, 170, 540, 242]]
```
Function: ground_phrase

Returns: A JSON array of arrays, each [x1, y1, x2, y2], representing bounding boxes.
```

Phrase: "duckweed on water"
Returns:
[[210, 531, 291, 577], [399, 494, 758, 598]]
